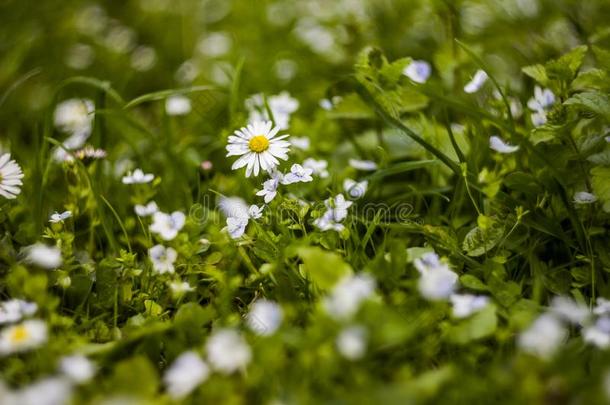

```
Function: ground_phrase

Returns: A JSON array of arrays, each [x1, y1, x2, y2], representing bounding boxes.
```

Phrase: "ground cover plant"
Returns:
[[1, 0, 610, 403]]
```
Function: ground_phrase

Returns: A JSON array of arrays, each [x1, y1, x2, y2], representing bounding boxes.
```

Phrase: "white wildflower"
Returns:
[[121, 169, 154, 184], [206, 328, 252, 374], [414, 252, 458, 300], [26, 244, 62, 269], [450, 294, 489, 318], [165, 96, 192, 116], [150, 211, 186, 241], [289, 136, 310, 150], [49, 211, 72, 223], [134, 201, 159, 217], [148, 245, 178, 274], [463, 69, 488, 93], [0, 319, 48, 355], [343, 179, 368, 199], [324, 273, 376, 320], [303, 158, 329, 178], [489, 135, 519, 154], [336, 325, 367, 360], [348, 159, 377, 171], [0, 299, 37, 324], [281, 163, 313, 184], [59, 355, 96, 384], [164, 351, 210, 399], [0, 154, 24, 200], [403, 60, 431, 84], [574, 191, 597, 204], [246, 299, 283, 336], [518, 313, 566, 359]]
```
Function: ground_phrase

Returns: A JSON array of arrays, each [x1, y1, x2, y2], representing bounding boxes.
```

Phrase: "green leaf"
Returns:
[[459, 274, 488, 291], [564, 91, 610, 121], [297, 246, 353, 290], [448, 304, 497, 344], [545, 45, 588, 83], [107, 356, 159, 397], [591, 166, 610, 212], [522, 64, 548, 86], [462, 219, 505, 257]]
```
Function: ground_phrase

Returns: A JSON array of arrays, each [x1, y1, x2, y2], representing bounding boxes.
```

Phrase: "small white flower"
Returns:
[[59, 355, 96, 384], [348, 159, 377, 171], [226, 217, 249, 239], [0, 319, 47, 355], [583, 317, 610, 349], [226, 121, 291, 177], [530, 110, 548, 127], [248, 205, 264, 219], [256, 174, 282, 203], [148, 245, 178, 274], [463, 69, 488, 93], [206, 328, 252, 374], [324, 273, 376, 320], [0, 154, 24, 200], [246, 92, 299, 130], [303, 158, 329, 178], [325, 194, 353, 222], [218, 196, 250, 219], [281, 163, 313, 184], [574, 191, 597, 204], [336, 325, 367, 360], [54, 98, 94, 135], [414, 252, 458, 300], [403, 60, 431, 84], [197, 32, 232, 57], [134, 201, 159, 217], [49, 211, 72, 223], [164, 351, 210, 399], [0, 299, 37, 324], [489, 135, 519, 154], [605, 135, 610, 143], [343, 179, 368, 199], [527, 86, 555, 112], [289, 136, 310, 150], [594, 298, 610, 316], [165, 95, 192, 116], [11, 377, 73, 405], [169, 280, 195, 297], [550, 296, 590, 325], [246, 299, 283, 336], [313, 211, 345, 232], [518, 313, 566, 359], [450, 294, 489, 318], [26, 244, 62, 269], [150, 211, 186, 241], [121, 168, 154, 184]]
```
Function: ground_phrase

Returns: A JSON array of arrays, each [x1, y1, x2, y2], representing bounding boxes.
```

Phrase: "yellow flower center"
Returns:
[[248, 135, 269, 153], [9, 325, 29, 344]]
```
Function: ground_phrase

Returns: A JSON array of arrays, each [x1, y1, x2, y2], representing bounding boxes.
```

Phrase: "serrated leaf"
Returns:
[[459, 274, 488, 291], [462, 219, 505, 257], [564, 91, 610, 121], [522, 64, 548, 86]]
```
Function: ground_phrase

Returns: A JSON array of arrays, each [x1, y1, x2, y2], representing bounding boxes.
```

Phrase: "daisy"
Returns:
[[149, 245, 178, 274], [226, 121, 291, 177], [164, 351, 210, 399], [73, 146, 107, 162], [0, 299, 37, 324], [150, 211, 185, 240], [49, 211, 72, 223], [281, 163, 313, 184], [489, 135, 519, 154], [206, 328, 252, 374], [574, 191, 597, 204], [403, 60, 431, 84], [343, 179, 368, 199], [0, 319, 47, 355], [348, 159, 377, 171], [25, 244, 62, 269], [463, 69, 488, 93], [303, 158, 329, 178], [336, 325, 367, 360], [450, 294, 489, 318], [323, 273, 376, 320], [59, 355, 96, 384], [0, 154, 24, 200], [122, 168, 154, 184], [246, 300, 283, 336], [134, 201, 159, 217], [165, 95, 192, 116]]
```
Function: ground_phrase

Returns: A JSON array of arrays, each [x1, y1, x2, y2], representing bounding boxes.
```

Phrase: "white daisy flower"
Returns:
[[348, 159, 377, 171], [550, 296, 590, 325], [134, 201, 159, 217], [49, 211, 72, 223], [414, 252, 458, 300], [121, 168, 154, 184], [281, 163, 313, 184], [450, 294, 489, 318], [248, 205, 264, 219], [54, 98, 94, 135], [226, 217, 249, 239], [59, 355, 96, 384], [518, 313, 566, 359], [0, 319, 47, 355], [323, 273, 376, 320], [165, 95, 192, 116], [289, 136, 310, 150], [303, 158, 329, 178], [403, 60, 431, 84], [164, 351, 210, 399], [246, 299, 283, 336], [73, 146, 107, 162], [0, 299, 37, 324], [583, 317, 610, 349], [226, 121, 291, 177], [25, 244, 62, 269], [148, 245, 178, 274], [256, 174, 282, 203], [574, 191, 597, 204], [463, 69, 488, 93], [206, 328, 252, 374], [489, 135, 519, 154], [150, 211, 185, 241], [336, 325, 367, 360], [0, 154, 24, 200], [343, 179, 368, 199]]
